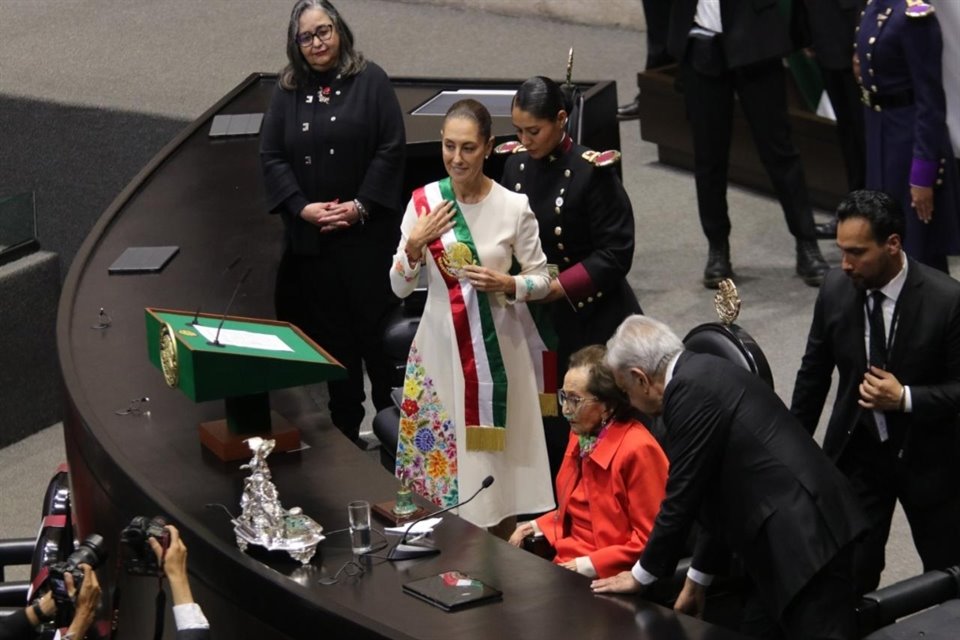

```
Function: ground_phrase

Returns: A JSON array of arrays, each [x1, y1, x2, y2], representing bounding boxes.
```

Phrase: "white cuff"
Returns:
[[630, 561, 658, 585], [903, 385, 913, 412], [686, 567, 714, 586], [173, 602, 210, 630], [575, 556, 598, 578], [528, 520, 543, 537]]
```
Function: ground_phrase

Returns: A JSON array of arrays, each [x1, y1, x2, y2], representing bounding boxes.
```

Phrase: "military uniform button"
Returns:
[[560, 188, 565, 195], [330, 116, 337, 121], [329, 148, 335, 155], [515, 183, 522, 191], [869, 36, 876, 44], [557, 243, 565, 250], [302, 122, 310, 132], [554, 226, 562, 236], [871, 85, 878, 92], [587, 297, 593, 303], [554, 206, 561, 214], [520, 163, 525, 171], [597, 291, 603, 298], [304, 155, 312, 165], [874, 105, 882, 112], [555, 197, 564, 207], [577, 302, 584, 309], [563, 257, 571, 263], [937, 179, 944, 186], [564, 169, 571, 178]]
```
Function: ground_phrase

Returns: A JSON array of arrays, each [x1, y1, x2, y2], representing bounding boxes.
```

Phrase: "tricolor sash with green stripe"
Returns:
[[412, 178, 508, 451]]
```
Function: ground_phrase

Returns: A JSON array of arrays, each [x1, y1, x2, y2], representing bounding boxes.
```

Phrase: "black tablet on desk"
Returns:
[[403, 571, 502, 612]]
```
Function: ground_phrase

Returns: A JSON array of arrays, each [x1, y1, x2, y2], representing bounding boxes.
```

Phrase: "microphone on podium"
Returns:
[[386, 475, 495, 561]]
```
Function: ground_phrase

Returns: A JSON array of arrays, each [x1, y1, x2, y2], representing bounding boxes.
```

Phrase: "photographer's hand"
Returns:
[[150, 524, 194, 605], [64, 564, 100, 638], [25, 591, 55, 626]]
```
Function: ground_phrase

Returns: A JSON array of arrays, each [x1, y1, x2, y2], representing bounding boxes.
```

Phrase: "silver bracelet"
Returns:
[[353, 199, 368, 225]]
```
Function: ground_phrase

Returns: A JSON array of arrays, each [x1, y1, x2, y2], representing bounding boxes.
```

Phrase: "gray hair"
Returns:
[[279, 0, 367, 91], [605, 315, 684, 379]]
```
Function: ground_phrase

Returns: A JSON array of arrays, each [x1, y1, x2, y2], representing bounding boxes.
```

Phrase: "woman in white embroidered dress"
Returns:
[[389, 99, 554, 532]]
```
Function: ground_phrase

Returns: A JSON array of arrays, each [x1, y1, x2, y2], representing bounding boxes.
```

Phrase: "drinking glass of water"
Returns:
[[348, 500, 372, 554]]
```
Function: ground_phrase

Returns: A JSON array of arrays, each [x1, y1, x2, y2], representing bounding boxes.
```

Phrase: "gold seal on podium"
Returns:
[[159, 322, 180, 388]]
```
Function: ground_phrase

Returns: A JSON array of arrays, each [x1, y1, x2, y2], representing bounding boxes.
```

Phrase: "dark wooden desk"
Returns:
[[56, 74, 747, 639]]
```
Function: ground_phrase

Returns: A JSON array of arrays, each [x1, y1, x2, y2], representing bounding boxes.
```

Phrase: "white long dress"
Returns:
[[389, 180, 555, 527]]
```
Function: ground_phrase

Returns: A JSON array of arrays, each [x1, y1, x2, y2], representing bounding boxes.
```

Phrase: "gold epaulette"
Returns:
[[494, 141, 526, 155], [905, 0, 934, 18], [581, 149, 622, 167]]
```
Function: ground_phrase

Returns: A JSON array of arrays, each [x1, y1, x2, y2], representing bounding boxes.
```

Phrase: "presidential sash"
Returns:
[[412, 178, 508, 451]]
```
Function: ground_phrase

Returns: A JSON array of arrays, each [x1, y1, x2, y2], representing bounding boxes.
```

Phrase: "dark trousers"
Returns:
[[820, 66, 866, 192], [838, 424, 960, 594], [680, 54, 818, 246], [641, 0, 674, 69], [740, 544, 858, 640], [275, 243, 398, 442]]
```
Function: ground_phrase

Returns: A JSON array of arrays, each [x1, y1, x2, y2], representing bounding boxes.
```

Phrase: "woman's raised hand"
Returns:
[[406, 200, 456, 262]]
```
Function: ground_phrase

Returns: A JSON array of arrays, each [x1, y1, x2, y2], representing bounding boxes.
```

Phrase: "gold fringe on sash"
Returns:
[[466, 426, 506, 452], [539, 393, 558, 417]]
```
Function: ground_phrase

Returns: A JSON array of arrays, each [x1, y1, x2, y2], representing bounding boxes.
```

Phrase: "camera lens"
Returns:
[[69, 534, 106, 569]]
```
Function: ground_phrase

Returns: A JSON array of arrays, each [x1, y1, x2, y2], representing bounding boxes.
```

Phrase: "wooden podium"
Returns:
[[145, 308, 346, 461]]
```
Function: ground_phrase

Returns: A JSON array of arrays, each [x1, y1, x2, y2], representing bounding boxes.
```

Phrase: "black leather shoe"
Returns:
[[703, 242, 733, 289], [815, 219, 837, 239], [796, 240, 830, 287], [618, 95, 641, 120]]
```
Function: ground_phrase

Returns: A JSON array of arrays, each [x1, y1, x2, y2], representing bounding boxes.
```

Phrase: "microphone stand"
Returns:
[[190, 255, 242, 326], [208, 267, 252, 346], [386, 476, 494, 561]]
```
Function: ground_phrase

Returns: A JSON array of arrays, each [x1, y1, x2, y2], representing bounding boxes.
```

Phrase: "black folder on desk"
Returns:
[[403, 571, 502, 612], [108, 246, 179, 274]]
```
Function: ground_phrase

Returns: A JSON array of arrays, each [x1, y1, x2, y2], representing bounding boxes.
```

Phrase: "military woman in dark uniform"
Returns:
[[260, 0, 405, 445], [500, 76, 641, 469], [856, 0, 960, 273]]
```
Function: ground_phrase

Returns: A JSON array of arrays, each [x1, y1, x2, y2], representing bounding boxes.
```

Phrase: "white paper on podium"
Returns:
[[194, 325, 293, 352]]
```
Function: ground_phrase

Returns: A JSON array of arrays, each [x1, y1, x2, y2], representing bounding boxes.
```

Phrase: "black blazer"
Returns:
[[667, 0, 804, 69], [641, 352, 866, 616], [791, 260, 960, 507]]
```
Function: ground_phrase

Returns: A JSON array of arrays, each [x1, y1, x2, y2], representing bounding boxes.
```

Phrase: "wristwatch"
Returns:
[[31, 599, 51, 625]]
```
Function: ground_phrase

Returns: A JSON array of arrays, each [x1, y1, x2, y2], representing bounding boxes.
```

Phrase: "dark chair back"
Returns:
[[682, 322, 774, 389]]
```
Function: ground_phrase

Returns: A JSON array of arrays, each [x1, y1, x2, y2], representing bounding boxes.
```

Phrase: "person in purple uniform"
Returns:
[[856, 0, 960, 273]]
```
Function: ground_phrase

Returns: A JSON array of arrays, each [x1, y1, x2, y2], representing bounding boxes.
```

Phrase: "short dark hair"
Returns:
[[279, 0, 366, 90], [836, 189, 906, 244], [568, 345, 631, 419], [444, 99, 492, 140], [512, 76, 566, 120]]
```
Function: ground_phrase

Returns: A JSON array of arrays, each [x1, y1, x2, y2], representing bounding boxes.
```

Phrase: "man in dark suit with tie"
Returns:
[[792, 189, 960, 594], [593, 315, 866, 639], [668, 0, 829, 288]]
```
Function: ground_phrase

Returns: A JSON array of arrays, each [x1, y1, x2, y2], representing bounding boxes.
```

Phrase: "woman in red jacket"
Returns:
[[508, 345, 668, 578]]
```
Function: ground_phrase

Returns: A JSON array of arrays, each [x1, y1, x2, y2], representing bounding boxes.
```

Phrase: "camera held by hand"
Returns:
[[121, 515, 170, 576], [45, 534, 107, 627]]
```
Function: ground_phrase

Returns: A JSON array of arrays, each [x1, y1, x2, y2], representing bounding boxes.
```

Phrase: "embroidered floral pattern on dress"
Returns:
[[394, 256, 418, 283], [523, 276, 535, 296], [395, 342, 459, 507]]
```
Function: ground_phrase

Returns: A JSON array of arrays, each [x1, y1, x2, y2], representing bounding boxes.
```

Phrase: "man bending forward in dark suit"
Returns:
[[593, 315, 866, 640], [791, 190, 960, 594]]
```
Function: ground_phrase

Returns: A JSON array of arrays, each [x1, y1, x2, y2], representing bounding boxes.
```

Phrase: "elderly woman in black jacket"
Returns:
[[260, 0, 405, 445]]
